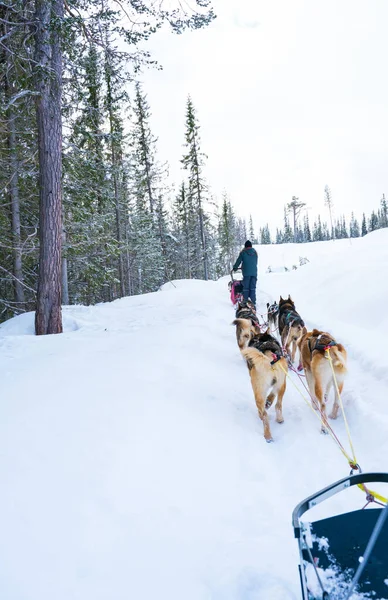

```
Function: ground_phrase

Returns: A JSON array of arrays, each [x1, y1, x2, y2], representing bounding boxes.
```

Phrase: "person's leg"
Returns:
[[242, 275, 250, 301], [249, 276, 257, 305]]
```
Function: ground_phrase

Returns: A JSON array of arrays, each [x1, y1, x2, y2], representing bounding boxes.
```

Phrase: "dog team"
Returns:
[[233, 296, 347, 443]]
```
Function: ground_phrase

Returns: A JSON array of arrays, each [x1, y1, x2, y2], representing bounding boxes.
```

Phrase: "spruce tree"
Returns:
[[369, 211, 379, 232], [349, 213, 360, 238], [303, 214, 312, 242], [181, 96, 209, 280], [380, 194, 388, 228], [361, 213, 367, 236], [282, 206, 294, 242]]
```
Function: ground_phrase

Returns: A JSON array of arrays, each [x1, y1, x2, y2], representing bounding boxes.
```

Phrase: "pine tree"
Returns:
[[324, 185, 334, 239], [64, 42, 117, 305], [248, 214, 258, 243], [260, 224, 271, 244], [218, 193, 238, 273], [312, 216, 324, 241], [181, 96, 209, 280], [275, 228, 283, 244], [303, 214, 312, 242], [369, 211, 379, 232], [380, 194, 388, 228], [361, 213, 367, 236], [282, 206, 294, 242], [340, 215, 348, 238], [349, 213, 360, 238]]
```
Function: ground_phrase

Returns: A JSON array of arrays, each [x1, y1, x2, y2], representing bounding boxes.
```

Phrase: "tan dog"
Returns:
[[241, 331, 288, 442], [299, 329, 347, 430]]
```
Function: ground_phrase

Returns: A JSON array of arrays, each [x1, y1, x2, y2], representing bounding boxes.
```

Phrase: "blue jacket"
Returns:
[[233, 247, 258, 277]]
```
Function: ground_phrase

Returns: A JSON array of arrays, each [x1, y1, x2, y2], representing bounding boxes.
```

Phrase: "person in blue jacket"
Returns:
[[233, 240, 258, 306]]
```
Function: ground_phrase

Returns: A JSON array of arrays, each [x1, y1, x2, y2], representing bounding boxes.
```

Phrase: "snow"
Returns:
[[1, 230, 388, 599]]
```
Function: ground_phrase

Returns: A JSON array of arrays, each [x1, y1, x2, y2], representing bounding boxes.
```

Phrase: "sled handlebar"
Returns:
[[293, 472, 388, 537]]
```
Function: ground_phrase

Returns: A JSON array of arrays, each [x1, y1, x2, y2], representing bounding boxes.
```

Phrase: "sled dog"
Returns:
[[242, 330, 288, 442], [278, 295, 306, 365], [299, 329, 347, 429], [232, 318, 259, 350]]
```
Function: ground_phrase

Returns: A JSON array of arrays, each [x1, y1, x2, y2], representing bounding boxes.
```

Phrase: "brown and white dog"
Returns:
[[232, 317, 259, 350], [299, 329, 347, 430], [241, 330, 288, 442], [278, 295, 306, 366], [232, 301, 260, 350]]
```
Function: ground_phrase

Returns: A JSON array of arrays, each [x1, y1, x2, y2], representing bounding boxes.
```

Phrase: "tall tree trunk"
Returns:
[[34, 0, 63, 335]]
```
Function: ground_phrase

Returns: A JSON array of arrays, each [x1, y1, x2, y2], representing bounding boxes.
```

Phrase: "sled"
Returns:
[[293, 472, 388, 600], [229, 268, 244, 306]]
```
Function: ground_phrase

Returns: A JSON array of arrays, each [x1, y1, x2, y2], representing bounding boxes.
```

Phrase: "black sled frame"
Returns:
[[293, 472, 388, 600]]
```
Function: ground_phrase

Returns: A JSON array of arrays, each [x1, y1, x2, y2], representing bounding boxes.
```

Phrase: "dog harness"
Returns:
[[308, 333, 338, 353], [250, 336, 283, 362]]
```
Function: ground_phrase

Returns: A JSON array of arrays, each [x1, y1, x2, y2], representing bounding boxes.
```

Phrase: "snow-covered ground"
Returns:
[[1, 230, 388, 599]]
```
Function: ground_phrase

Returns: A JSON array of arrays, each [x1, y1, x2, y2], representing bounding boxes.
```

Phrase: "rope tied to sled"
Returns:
[[325, 348, 357, 466], [283, 347, 388, 506], [278, 359, 388, 506], [325, 348, 388, 506]]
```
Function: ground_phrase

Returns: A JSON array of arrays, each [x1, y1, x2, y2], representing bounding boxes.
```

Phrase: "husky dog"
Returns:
[[241, 329, 288, 443], [266, 301, 279, 334], [235, 300, 258, 325], [278, 296, 306, 366], [232, 317, 259, 350], [299, 329, 347, 431]]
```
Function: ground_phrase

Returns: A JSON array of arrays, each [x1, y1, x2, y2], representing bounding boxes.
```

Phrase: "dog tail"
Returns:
[[329, 346, 347, 369], [232, 318, 251, 328]]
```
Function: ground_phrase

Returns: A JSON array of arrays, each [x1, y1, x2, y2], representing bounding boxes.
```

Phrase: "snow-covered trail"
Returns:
[[1, 232, 388, 600]]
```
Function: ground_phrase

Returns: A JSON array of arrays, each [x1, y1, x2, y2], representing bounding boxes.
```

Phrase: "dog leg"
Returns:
[[275, 381, 286, 424], [314, 380, 328, 433], [265, 392, 275, 409], [329, 380, 344, 420], [297, 347, 303, 371], [291, 340, 297, 364], [254, 393, 273, 442]]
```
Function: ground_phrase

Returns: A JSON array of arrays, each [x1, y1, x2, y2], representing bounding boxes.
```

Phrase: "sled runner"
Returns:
[[229, 269, 244, 306], [293, 472, 388, 599]]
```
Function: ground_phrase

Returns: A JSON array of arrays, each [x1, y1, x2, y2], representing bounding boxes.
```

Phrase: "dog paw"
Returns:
[[265, 400, 272, 409], [328, 412, 337, 420], [320, 427, 329, 435], [276, 417, 284, 424], [265, 437, 274, 443]]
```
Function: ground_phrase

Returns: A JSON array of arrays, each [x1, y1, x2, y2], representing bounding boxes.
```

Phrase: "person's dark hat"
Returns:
[[244, 240, 252, 248]]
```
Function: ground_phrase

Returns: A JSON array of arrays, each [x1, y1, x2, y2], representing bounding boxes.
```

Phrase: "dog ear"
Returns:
[[266, 302, 270, 308]]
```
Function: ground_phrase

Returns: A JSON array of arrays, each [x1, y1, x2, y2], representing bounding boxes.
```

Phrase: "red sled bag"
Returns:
[[229, 269, 244, 305]]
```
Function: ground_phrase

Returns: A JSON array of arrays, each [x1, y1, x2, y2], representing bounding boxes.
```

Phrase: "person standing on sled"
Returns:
[[233, 240, 258, 307]]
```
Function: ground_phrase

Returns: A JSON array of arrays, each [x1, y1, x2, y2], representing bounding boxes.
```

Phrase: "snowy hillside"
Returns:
[[1, 230, 388, 600]]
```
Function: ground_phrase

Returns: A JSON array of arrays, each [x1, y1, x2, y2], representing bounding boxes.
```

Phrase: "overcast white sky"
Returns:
[[139, 0, 388, 233]]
